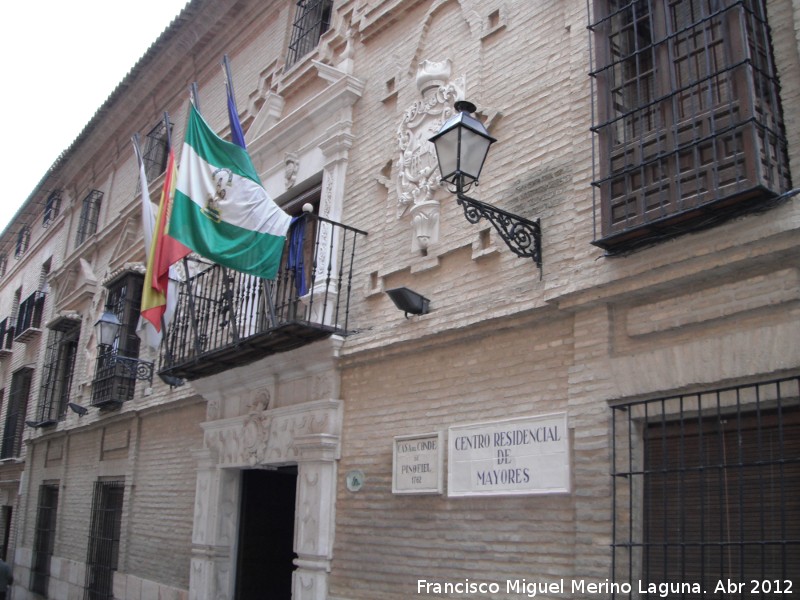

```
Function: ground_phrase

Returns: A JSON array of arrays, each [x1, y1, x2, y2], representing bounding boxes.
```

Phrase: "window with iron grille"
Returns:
[[142, 120, 172, 181], [0, 255, 5, 278], [286, 0, 333, 67], [0, 318, 13, 354], [14, 290, 46, 343], [611, 377, 800, 595], [0, 505, 11, 562], [84, 480, 124, 600], [37, 321, 80, 424], [31, 483, 59, 596], [0, 367, 33, 458], [588, 0, 790, 252], [76, 190, 104, 247], [43, 190, 62, 227], [14, 226, 30, 259], [91, 273, 144, 408]]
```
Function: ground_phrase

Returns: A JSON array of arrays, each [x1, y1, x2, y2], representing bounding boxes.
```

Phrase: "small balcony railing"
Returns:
[[159, 214, 366, 381]]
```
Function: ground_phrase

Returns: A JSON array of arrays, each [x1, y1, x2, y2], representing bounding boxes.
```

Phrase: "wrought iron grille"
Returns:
[[91, 273, 144, 407], [286, 0, 333, 67], [142, 120, 172, 181], [38, 323, 80, 423], [588, 0, 791, 252], [14, 226, 30, 259], [84, 481, 124, 600], [76, 190, 104, 247], [43, 190, 62, 227], [14, 290, 46, 342], [31, 484, 59, 596], [0, 318, 14, 355], [160, 213, 366, 381], [611, 376, 800, 597], [0, 367, 33, 458]]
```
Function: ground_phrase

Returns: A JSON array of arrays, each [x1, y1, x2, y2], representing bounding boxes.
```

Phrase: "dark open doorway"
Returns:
[[235, 466, 298, 600]]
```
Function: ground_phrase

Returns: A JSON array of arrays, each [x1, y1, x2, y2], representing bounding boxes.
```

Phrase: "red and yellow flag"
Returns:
[[141, 148, 191, 331]]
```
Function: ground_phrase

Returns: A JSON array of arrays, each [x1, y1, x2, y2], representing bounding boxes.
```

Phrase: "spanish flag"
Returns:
[[139, 124, 190, 334]]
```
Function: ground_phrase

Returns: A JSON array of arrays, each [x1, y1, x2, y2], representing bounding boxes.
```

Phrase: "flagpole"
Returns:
[[223, 54, 237, 109], [163, 112, 172, 150], [190, 82, 201, 113]]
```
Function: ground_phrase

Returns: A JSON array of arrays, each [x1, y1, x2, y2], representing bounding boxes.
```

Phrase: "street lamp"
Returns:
[[94, 310, 154, 384], [429, 100, 542, 269]]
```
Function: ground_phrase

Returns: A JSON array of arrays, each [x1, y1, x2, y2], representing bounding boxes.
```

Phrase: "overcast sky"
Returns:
[[1, 0, 190, 233]]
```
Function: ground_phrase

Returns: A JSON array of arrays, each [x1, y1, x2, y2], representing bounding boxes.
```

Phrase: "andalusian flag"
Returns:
[[170, 103, 291, 279]]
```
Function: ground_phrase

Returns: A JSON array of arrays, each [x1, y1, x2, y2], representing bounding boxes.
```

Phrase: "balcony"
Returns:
[[159, 214, 366, 381], [15, 291, 46, 343]]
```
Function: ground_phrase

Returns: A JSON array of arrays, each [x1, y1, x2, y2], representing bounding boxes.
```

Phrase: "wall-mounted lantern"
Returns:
[[430, 100, 542, 270]]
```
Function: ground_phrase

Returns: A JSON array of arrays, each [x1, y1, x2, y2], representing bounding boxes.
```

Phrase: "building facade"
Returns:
[[0, 0, 796, 599]]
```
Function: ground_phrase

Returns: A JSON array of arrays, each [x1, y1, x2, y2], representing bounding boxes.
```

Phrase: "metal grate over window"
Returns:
[[611, 376, 800, 597], [588, 0, 790, 252], [142, 120, 172, 181], [91, 273, 143, 408], [0, 367, 33, 458], [286, 0, 333, 67], [31, 484, 59, 596], [38, 322, 80, 423], [43, 190, 62, 227], [84, 481, 124, 600], [76, 190, 104, 247]]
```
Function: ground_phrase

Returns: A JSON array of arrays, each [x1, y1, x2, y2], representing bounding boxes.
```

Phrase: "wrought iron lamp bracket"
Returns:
[[450, 181, 542, 272]]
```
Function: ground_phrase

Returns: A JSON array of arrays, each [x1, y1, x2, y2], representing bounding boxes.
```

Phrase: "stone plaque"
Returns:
[[392, 432, 443, 494], [448, 413, 570, 497]]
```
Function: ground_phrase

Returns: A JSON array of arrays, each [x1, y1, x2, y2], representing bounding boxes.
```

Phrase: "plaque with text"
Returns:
[[448, 413, 570, 497], [392, 432, 443, 494]]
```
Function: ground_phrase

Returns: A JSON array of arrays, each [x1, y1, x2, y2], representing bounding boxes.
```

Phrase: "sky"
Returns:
[[0, 0, 190, 233]]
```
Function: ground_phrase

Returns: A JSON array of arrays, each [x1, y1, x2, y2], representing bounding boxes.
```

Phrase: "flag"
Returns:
[[224, 54, 247, 149], [150, 146, 191, 295], [170, 103, 291, 280], [138, 122, 191, 336], [227, 82, 247, 149], [132, 136, 162, 350]]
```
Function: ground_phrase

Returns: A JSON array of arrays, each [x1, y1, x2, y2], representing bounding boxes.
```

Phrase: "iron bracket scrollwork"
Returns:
[[110, 354, 155, 384], [455, 192, 542, 272]]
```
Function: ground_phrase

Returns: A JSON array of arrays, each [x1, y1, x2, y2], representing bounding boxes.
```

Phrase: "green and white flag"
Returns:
[[170, 103, 291, 279]]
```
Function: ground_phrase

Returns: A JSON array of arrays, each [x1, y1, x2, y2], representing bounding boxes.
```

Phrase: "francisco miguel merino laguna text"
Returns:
[[417, 578, 708, 597]]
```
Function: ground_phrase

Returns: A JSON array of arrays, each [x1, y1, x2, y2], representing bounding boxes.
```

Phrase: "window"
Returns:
[[611, 377, 800, 593], [91, 273, 144, 407], [14, 290, 46, 343], [84, 480, 124, 600], [43, 190, 62, 227], [76, 190, 104, 247], [0, 367, 33, 458], [589, 0, 790, 251], [142, 121, 172, 181], [0, 319, 13, 356], [31, 484, 59, 596], [14, 226, 30, 259], [0, 255, 5, 278], [37, 320, 80, 423], [286, 0, 333, 67]]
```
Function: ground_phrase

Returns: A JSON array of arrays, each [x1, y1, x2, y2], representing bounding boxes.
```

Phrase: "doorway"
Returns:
[[235, 466, 298, 600]]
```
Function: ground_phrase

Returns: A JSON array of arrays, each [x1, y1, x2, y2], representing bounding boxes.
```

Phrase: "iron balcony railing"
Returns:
[[159, 214, 366, 381]]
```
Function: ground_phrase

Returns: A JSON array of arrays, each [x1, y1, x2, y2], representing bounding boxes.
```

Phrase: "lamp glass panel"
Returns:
[[95, 312, 121, 347], [459, 128, 492, 181], [432, 126, 460, 182]]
